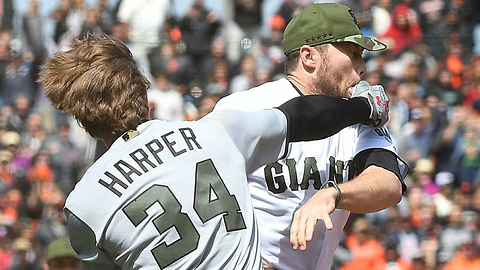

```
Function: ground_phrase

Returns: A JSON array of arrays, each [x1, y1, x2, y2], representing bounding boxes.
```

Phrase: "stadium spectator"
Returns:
[[200, 37, 235, 88], [149, 41, 194, 89], [204, 59, 230, 97], [341, 218, 386, 270], [21, 0, 46, 91], [9, 237, 40, 270], [437, 204, 474, 263], [231, 0, 264, 39], [381, 4, 423, 56], [52, 0, 86, 51], [444, 237, 480, 270], [230, 55, 255, 93], [275, 0, 300, 25], [0, 40, 36, 107], [117, 0, 169, 54], [371, 0, 393, 37], [0, 150, 13, 191], [42, 122, 83, 195], [0, 0, 14, 31], [178, 0, 221, 78], [43, 237, 80, 270], [384, 242, 412, 269], [147, 72, 185, 121], [79, 6, 104, 38]]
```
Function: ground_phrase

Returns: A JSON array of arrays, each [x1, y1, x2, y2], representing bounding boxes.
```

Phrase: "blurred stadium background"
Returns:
[[1, 0, 480, 269]]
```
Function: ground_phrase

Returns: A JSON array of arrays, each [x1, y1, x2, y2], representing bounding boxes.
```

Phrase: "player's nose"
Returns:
[[354, 57, 366, 78]]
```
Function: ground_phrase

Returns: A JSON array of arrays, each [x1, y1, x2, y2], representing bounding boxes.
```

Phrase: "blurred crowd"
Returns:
[[0, 0, 480, 269]]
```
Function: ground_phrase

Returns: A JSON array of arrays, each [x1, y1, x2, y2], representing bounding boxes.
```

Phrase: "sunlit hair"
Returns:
[[39, 34, 150, 140], [285, 44, 328, 74]]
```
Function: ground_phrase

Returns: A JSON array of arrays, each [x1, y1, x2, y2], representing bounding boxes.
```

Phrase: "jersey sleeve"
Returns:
[[64, 208, 120, 270], [205, 109, 288, 174], [355, 126, 409, 181]]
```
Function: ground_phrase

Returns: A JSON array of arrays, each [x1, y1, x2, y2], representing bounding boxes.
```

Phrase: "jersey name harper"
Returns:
[[98, 127, 202, 197], [65, 110, 289, 269]]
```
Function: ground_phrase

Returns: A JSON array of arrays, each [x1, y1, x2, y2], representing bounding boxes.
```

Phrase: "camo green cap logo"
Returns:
[[282, 3, 387, 55]]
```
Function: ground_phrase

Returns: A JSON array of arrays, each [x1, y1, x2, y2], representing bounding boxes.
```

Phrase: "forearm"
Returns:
[[289, 166, 402, 251], [289, 152, 403, 251], [336, 166, 403, 213], [277, 96, 370, 142]]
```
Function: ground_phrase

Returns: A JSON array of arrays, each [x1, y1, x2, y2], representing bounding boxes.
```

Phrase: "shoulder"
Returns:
[[201, 110, 245, 127], [203, 108, 286, 138], [215, 78, 297, 111]]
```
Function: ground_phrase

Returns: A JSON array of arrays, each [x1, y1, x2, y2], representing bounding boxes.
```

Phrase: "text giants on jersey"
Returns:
[[98, 127, 202, 197], [264, 156, 355, 194]]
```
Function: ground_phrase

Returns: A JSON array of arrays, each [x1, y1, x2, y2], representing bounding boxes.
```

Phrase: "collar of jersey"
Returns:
[[287, 79, 304, 96]]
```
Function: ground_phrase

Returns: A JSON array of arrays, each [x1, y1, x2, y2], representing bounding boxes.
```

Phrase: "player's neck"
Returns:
[[286, 74, 315, 95]]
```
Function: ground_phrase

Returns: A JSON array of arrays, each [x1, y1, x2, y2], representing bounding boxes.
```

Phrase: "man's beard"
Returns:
[[312, 56, 348, 98]]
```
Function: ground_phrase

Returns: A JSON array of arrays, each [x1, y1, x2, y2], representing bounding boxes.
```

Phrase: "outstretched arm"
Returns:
[[217, 83, 390, 173], [278, 95, 387, 142], [290, 148, 405, 251], [277, 80, 389, 142]]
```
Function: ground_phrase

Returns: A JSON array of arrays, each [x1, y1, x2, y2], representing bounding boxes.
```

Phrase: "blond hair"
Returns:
[[39, 35, 150, 140]]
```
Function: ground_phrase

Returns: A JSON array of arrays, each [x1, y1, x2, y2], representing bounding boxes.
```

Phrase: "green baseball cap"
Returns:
[[46, 237, 78, 261], [282, 3, 387, 55]]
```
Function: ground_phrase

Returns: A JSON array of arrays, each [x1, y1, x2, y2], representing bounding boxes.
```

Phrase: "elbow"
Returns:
[[372, 166, 404, 207], [391, 189, 402, 205], [389, 176, 403, 205]]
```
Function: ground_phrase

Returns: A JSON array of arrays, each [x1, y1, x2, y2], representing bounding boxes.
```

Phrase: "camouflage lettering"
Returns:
[[264, 162, 288, 194], [300, 157, 321, 190]]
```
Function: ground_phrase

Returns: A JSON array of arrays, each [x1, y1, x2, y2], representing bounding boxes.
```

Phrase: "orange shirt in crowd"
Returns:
[[444, 254, 480, 270], [342, 235, 386, 270], [0, 171, 12, 186], [27, 164, 54, 183]]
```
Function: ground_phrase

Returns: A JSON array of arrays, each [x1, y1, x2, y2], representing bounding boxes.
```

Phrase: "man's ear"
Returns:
[[299, 45, 316, 70]]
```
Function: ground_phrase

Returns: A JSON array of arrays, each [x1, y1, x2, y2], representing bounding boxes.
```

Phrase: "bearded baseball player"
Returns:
[[39, 34, 390, 269], [214, 3, 408, 270]]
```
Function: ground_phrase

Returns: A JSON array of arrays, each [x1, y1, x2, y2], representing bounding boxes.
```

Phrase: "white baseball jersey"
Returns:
[[64, 109, 289, 270], [214, 78, 407, 270]]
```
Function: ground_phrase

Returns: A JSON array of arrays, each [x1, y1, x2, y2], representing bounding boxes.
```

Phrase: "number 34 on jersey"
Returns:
[[122, 159, 246, 268]]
